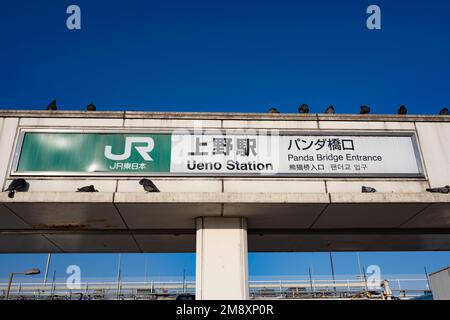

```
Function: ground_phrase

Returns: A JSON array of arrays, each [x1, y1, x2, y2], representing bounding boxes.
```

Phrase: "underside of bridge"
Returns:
[[1, 191, 449, 253]]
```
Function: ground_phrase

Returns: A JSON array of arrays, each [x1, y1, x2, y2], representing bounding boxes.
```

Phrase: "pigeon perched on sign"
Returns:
[[439, 108, 449, 115], [362, 186, 377, 193], [4, 179, 29, 198], [325, 106, 335, 114], [398, 105, 407, 115], [298, 104, 310, 114], [86, 103, 97, 111], [268, 107, 280, 114], [360, 106, 371, 114], [426, 185, 450, 194], [77, 185, 98, 192], [47, 99, 57, 111], [139, 179, 160, 192]]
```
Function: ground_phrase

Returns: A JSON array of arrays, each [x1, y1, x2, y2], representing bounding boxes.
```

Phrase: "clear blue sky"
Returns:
[[1, 0, 449, 283]]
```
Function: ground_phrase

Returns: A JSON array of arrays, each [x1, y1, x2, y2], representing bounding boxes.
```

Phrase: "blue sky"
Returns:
[[1, 0, 450, 282], [1, 0, 450, 113], [1, 252, 450, 283]]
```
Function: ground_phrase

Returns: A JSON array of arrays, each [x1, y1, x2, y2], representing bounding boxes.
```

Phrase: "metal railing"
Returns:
[[0, 275, 430, 300]]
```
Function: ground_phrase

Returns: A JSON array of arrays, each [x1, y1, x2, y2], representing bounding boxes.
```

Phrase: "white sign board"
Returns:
[[13, 130, 424, 177], [171, 133, 423, 177]]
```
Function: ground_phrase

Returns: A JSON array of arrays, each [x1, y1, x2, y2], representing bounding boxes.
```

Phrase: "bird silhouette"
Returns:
[[77, 185, 98, 192], [398, 105, 407, 115], [47, 99, 57, 111], [439, 108, 449, 115], [5, 179, 28, 198], [298, 104, 309, 114], [360, 106, 371, 114], [86, 103, 97, 111], [426, 185, 450, 194], [362, 186, 377, 193], [325, 106, 335, 114], [267, 107, 280, 114], [139, 179, 160, 192]]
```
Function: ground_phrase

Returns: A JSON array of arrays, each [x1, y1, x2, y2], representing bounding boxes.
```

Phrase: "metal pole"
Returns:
[[50, 270, 56, 298], [362, 264, 368, 291], [144, 256, 148, 284], [357, 252, 368, 291], [5, 273, 15, 300], [44, 253, 52, 284], [329, 252, 337, 294], [424, 266, 432, 290], [116, 254, 122, 300], [182, 269, 186, 293], [356, 252, 364, 282], [308, 266, 314, 294]]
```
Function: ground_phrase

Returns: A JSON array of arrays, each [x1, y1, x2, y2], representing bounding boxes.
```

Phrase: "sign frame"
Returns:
[[10, 128, 426, 178]]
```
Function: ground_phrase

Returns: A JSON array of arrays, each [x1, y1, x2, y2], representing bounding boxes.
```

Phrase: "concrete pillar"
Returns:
[[195, 217, 249, 300]]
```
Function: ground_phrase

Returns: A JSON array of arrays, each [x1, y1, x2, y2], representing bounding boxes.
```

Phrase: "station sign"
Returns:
[[12, 130, 424, 177]]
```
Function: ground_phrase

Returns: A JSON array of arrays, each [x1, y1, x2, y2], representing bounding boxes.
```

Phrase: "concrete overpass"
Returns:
[[0, 110, 449, 299]]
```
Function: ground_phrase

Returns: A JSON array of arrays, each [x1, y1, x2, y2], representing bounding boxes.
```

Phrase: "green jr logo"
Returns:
[[104, 137, 155, 161]]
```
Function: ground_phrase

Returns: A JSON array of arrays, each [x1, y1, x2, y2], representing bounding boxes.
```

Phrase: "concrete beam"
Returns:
[[0, 192, 448, 252], [0, 109, 448, 122], [2, 191, 447, 205], [113, 192, 330, 204]]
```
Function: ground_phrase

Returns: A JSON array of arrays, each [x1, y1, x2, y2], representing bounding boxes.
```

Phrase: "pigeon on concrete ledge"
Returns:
[[426, 185, 450, 194], [139, 179, 160, 192], [362, 186, 377, 193], [77, 185, 98, 192], [5, 179, 29, 198]]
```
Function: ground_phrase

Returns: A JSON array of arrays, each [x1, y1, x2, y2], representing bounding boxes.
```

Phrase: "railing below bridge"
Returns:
[[0, 275, 431, 300]]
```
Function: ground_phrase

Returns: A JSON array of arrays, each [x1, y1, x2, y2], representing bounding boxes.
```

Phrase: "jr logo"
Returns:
[[104, 137, 155, 161]]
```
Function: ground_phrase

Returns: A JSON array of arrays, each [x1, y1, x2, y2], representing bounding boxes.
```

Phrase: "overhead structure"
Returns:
[[0, 110, 449, 299]]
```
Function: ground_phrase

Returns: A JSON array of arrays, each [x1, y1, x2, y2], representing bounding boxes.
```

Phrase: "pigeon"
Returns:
[[398, 105, 407, 115], [77, 185, 98, 192], [139, 179, 160, 192], [47, 99, 57, 111], [362, 186, 377, 193], [267, 107, 280, 114], [325, 106, 335, 114], [426, 185, 450, 194], [439, 108, 449, 115], [86, 103, 97, 111], [360, 105, 371, 114], [298, 104, 309, 114], [4, 179, 28, 198]]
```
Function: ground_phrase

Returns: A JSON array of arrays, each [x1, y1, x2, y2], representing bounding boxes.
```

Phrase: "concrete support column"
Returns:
[[195, 217, 249, 300]]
